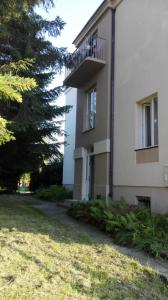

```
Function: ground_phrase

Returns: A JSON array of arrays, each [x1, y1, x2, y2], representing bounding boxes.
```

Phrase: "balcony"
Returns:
[[64, 37, 106, 88]]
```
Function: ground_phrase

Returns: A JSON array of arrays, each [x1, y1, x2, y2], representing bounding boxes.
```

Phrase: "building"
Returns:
[[63, 87, 77, 190], [64, 0, 168, 214]]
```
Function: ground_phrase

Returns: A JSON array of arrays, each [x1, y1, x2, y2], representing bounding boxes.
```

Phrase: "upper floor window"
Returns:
[[137, 95, 158, 148], [85, 87, 96, 130]]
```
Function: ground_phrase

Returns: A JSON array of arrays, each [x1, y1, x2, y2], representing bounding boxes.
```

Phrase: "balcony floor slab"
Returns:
[[64, 57, 106, 88]]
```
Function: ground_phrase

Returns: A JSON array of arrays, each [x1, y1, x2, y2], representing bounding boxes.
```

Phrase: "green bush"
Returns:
[[68, 202, 91, 222], [89, 199, 106, 225], [36, 185, 73, 201], [68, 199, 168, 258]]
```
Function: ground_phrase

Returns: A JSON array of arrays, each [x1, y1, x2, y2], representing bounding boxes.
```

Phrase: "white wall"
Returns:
[[114, 0, 168, 188], [63, 88, 77, 189]]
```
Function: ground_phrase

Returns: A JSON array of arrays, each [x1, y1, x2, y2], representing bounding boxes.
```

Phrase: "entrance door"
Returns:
[[86, 155, 94, 200]]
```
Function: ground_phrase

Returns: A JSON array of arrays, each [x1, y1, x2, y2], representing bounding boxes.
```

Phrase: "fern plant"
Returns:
[[68, 198, 168, 258]]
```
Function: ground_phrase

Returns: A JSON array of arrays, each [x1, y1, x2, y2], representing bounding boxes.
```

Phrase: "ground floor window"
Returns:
[[137, 95, 158, 148]]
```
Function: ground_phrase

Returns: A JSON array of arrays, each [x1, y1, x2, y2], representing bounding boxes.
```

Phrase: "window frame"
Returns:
[[137, 95, 158, 149], [85, 87, 97, 131], [136, 196, 151, 210], [142, 102, 152, 148]]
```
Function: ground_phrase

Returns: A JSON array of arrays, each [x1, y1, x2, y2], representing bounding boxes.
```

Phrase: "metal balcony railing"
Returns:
[[65, 36, 106, 78]]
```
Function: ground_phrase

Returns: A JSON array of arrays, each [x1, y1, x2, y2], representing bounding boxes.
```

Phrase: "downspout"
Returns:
[[109, 8, 116, 200]]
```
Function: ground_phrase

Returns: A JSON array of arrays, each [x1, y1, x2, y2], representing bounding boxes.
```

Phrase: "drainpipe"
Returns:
[[109, 8, 116, 200]]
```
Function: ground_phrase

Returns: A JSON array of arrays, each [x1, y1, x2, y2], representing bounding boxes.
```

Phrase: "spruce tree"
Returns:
[[0, 60, 37, 144], [0, 1, 71, 190]]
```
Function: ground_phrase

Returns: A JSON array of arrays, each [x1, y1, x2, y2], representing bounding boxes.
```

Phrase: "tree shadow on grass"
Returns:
[[0, 195, 167, 299], [0, 195, 94, 245], [2, 241, 167, 300]]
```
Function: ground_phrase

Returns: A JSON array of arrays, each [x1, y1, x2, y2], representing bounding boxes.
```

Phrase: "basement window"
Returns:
[[136, 196, 151, 210]]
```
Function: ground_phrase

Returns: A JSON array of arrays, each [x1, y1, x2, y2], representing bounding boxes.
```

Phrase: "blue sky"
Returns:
[[37, 0, 103, 52], [36, 0, 103, 95]]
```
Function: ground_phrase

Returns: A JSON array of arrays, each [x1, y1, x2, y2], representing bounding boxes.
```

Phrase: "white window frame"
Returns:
[[85, 87, 96, 130], [142, 102, 152, 148], [137, 96, 158, 149]]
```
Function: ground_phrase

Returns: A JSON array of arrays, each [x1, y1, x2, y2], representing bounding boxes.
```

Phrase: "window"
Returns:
[[138, 96, 158, 148], [136, 196, 151, 210], [85, 87, 96, 130]]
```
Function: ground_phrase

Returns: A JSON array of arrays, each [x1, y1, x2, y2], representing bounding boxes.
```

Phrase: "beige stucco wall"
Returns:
[[114, 0, 168, 190], [75, 8, 112, 148], [74, 8, 113, 200], [74, 152, 110, 200], [94, 153, 110, 197], [113, 186, 168, 214]]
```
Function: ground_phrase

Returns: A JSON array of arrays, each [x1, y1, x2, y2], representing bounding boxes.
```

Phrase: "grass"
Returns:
[[0, 195, 167, 299]]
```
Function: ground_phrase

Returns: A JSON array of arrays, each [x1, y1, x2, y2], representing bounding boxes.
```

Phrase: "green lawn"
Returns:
[[0, 195, 167, 300]]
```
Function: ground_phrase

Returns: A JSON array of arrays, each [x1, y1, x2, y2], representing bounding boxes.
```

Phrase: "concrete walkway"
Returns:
[[31, 199, 168, 282]]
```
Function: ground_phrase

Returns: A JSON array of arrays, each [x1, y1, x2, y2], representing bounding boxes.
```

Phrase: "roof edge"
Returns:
[[73, 0, 123, 46]]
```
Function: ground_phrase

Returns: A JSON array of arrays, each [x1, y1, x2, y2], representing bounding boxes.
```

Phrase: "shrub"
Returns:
[[68, 199, 168, 258], [36, 185, 73, 201], [89, 199, 106, 225], [68, 202, 91, 222]]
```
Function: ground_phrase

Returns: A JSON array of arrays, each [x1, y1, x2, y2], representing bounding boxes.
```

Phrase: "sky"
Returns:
[[37, 0, 103, 50], [36, 0, 103, 150], [36, 0, 103, 85]]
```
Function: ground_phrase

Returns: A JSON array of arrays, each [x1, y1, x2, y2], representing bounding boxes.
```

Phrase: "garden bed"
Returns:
[[68, 199, 168, 259]]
